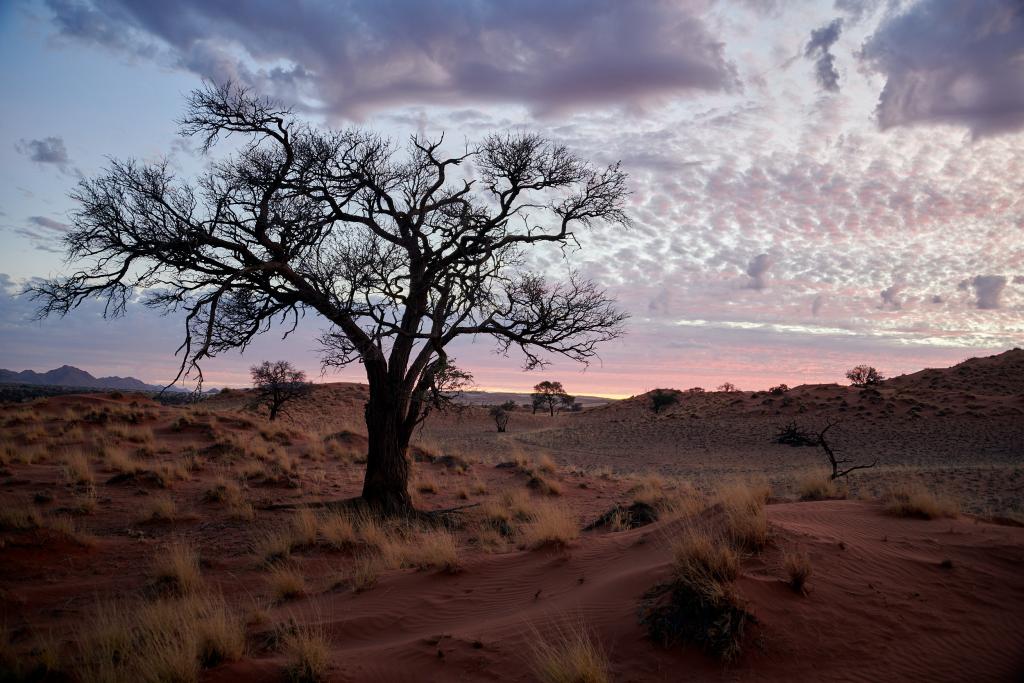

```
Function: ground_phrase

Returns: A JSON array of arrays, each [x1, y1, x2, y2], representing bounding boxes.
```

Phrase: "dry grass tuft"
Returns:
[[883, 481, 959, 519], [141, 493, 177, 522], [75, 594, 244, 681], [672, 525, 739, 590], [283, 621, 329, 682], [150, 540, 202, 596], [536, 453, 558, 474], [521, 502, 579, 549], [718, 481, 768, 550], [414, 472, 440, 494], [268, 566, 307, 601], [529, 621, 611, 683], [291, 509, 318, 548], [202, 477, 243, 506], [255, 528, 295, 564], [347, 553, 382, 592], [796, 470, 845, 501], [403, 529, 460, 572], [318, 510, 357, 550], [783, 549, 812, 594], [529, 474, 563, 496], [62, 449, 95, 486]]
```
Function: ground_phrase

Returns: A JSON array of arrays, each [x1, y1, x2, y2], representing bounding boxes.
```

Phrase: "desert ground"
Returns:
[[1, 351, 1023, 681]]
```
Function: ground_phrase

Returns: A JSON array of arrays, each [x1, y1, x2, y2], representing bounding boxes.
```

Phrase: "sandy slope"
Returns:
[[199, 502, 1024, 682]]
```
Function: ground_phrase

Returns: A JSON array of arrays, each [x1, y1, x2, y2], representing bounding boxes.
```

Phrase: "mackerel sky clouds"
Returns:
[[1, 0, 1022, 395]]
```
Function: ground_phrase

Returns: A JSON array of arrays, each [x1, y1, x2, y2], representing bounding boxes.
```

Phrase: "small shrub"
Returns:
[[650, 388, 679, 413], [640, 526, 751, 661], [783, 549, 812, 594]]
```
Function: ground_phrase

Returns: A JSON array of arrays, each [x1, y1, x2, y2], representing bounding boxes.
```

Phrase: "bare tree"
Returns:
[[250, 360, 312, 420], [531, 381, 572, 417], [815, 419, 878, 480], [717, 382, 737, 392], [30, 83, 629, 514], [490, 400, 516, 432], [845, 365, 884, 387]]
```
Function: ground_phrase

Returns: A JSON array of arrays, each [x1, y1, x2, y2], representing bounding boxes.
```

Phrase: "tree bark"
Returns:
[[360, 380, 414, 514]]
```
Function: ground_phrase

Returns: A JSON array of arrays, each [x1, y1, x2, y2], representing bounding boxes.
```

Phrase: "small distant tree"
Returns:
[[650, 388, 680, 413], [250, 360, 312, 421], [717, 382, 737, 392], [685, 386, 705, 394], [845, 365, 884, 387], [489, 400, 516, 432], [532, 381, 571, 417], [768, 383, 789, 396], [559, 394, 576, 412]]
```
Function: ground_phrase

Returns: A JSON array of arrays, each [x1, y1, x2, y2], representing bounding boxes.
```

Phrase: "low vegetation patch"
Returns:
[[640, 525, 752, 661], [529, 621, 612, 683], [883, 481, 959, 519], [783, 549, 812, 594], [74, 594, 245, 682], [521, 502, 579, 549], [718, 481, 769, 551], [796, 470, 845, 501], [283, 621, 330, 682], [150, 540, 202, 596]]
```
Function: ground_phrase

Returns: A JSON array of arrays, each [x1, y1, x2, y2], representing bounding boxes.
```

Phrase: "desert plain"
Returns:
[[1, 350, 1023, 681]]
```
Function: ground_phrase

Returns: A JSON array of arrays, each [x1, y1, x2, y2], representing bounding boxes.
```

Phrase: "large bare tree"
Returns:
[[31, 83, 630, 513]]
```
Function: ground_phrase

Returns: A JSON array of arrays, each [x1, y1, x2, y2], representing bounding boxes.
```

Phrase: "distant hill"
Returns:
[[457, 390, 610, 408], [884, 348, 1024, 396], [0, 365, 184, 393]]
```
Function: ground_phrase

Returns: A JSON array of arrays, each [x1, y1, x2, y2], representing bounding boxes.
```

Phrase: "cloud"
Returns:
[[811, 294, 824, 316], [10, 216, 70, 252], [861, 0, 1024, 137], [971, 275, 1007, 310], [1013, 275, 1024, 285], [44, 0, 739, 118], [879, 283, 902, 310], [743, 253, 772, 290], [15, 136, 72, 172], [804, 18, 843, 92]]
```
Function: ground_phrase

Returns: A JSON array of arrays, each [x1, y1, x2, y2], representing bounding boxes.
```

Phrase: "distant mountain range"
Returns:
[[0, 365, 190, 393]]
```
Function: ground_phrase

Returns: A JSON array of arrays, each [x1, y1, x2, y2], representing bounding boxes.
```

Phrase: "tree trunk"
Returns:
[[360, 383, 414, 514]]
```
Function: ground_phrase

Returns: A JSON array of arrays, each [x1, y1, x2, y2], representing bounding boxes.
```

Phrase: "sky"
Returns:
[[1, 0, 1022, 397]]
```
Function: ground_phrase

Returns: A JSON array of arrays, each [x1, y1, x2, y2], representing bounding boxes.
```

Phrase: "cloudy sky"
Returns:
[[1, 0, 1022, 396]]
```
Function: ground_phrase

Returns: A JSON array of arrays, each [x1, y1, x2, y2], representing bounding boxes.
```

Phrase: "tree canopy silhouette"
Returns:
[[30, 82, 630, 513], [250, 360, 311, 421], [531, 380, 572, 416]]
